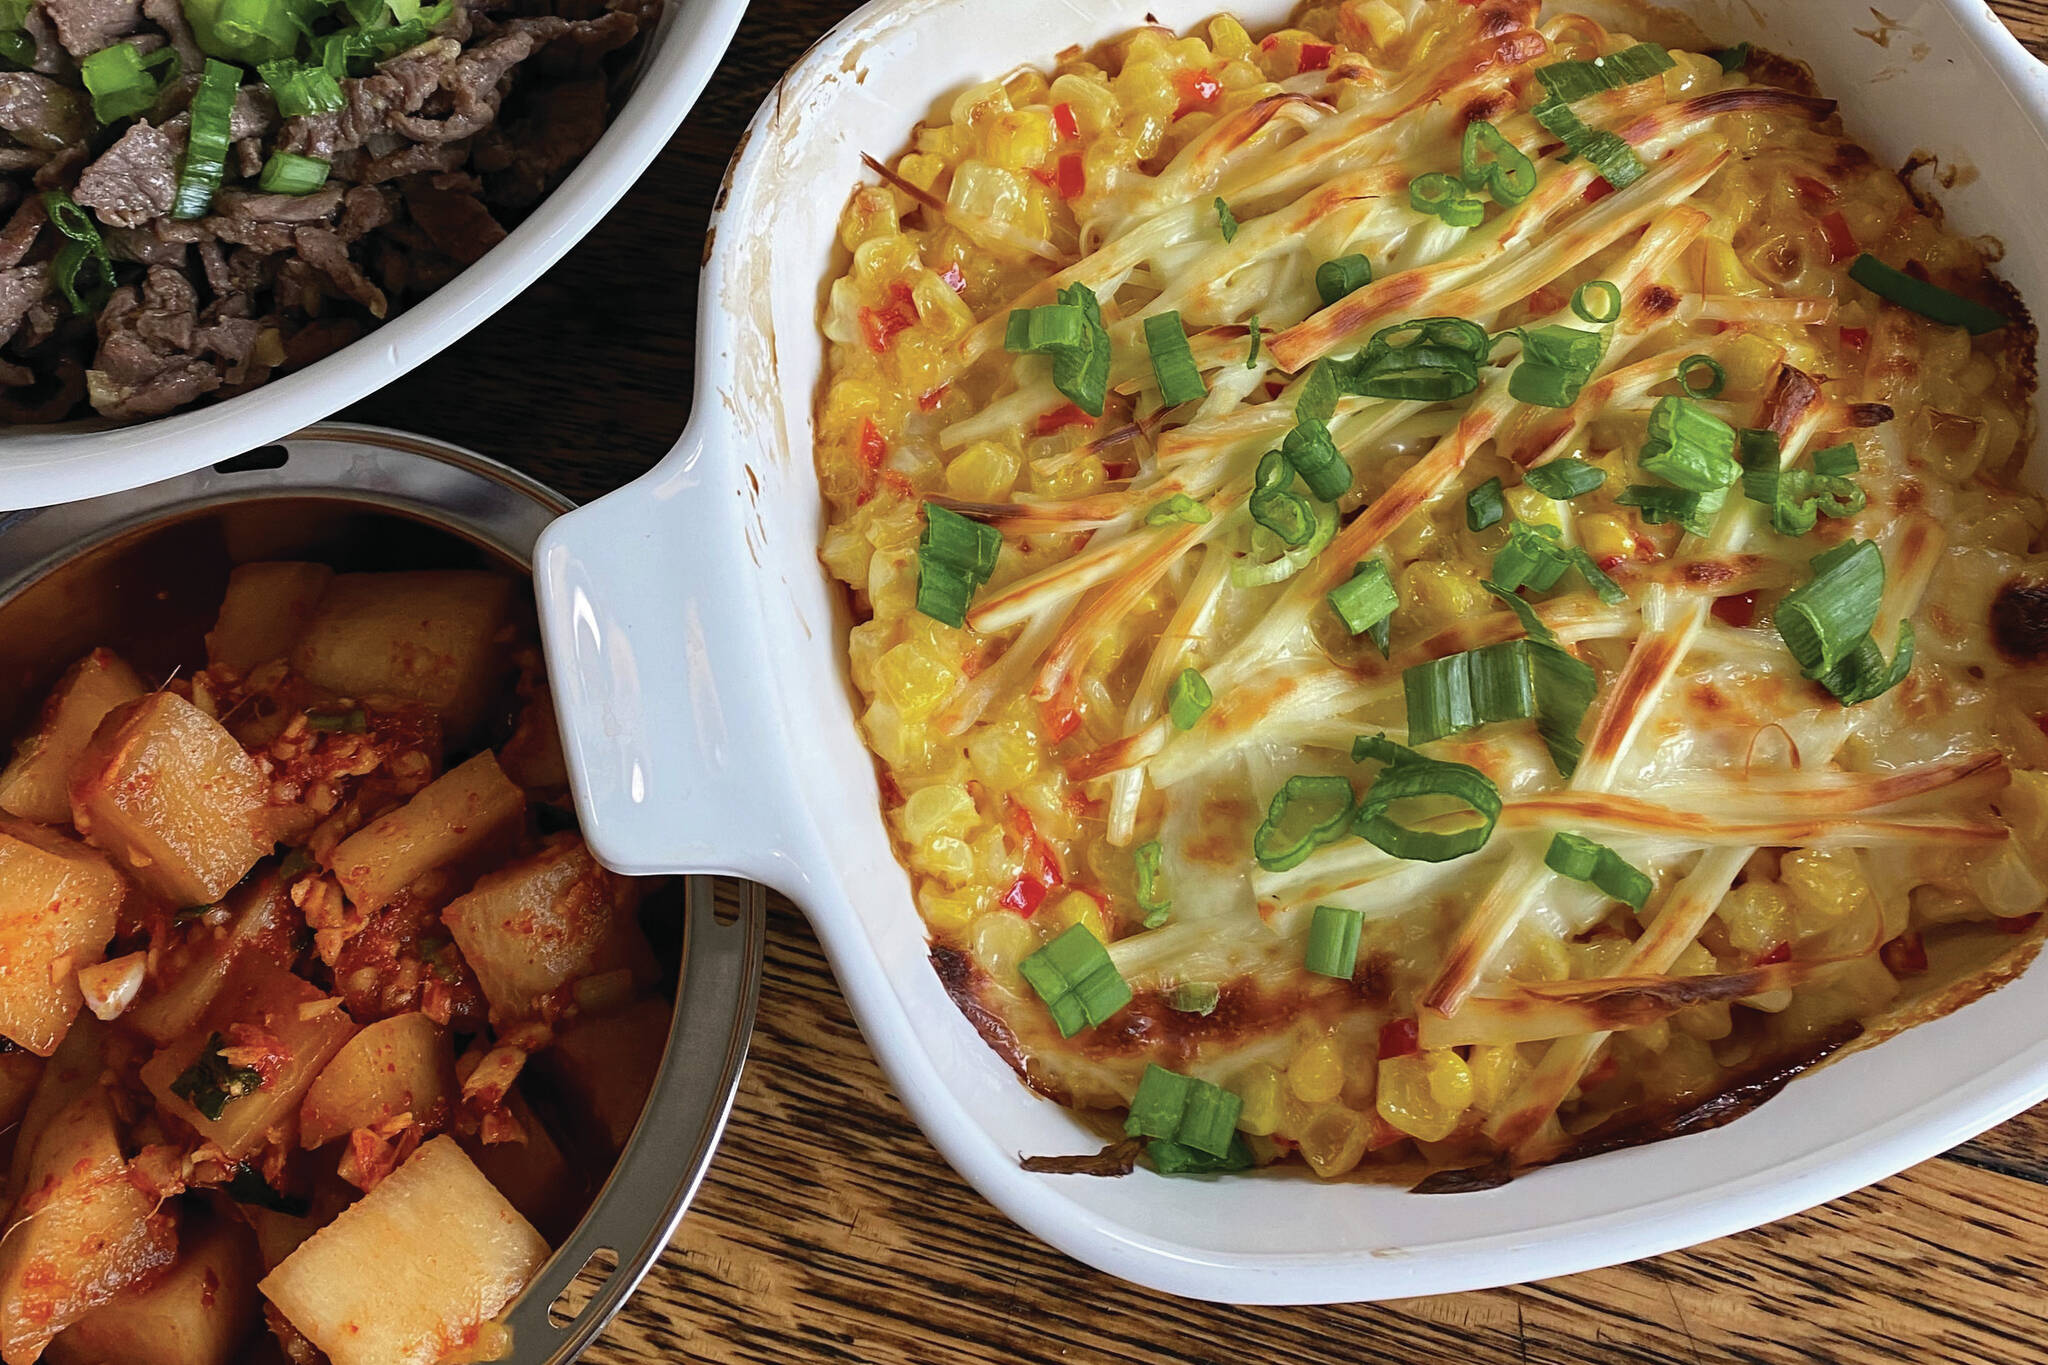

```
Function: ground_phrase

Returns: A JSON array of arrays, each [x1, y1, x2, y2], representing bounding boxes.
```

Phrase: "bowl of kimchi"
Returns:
[[0, 429, 760, 1362], [536, 0, 2048, 1304]]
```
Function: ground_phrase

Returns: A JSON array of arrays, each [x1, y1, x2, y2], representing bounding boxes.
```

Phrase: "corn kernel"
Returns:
[[838, 187, 900, 252], [1206, 14, 1253, 59], [1356, 0, 1407, 49], [970, 910, 1039, 987], [901, 783, 978, 842], [1466, 1043, 1525, 1110], [1376, 1049, 1472, 1142], [967, 721, 1039, 787], [1717, 880, 1792, 954], [1910, 884, 1983, 925], [1780, 848, 1867, 925], [1577, 513, 1633, 564], [1568, 934, 1631, 980], [1297, 1106, 1369, 1179], [1287, 1037, 1345, 1105], [1232, 1063, 1285, 1136], [918, 880, 985, 933], [1039, 891, 1107, 945], [946, 440, 1022, 501], [1400, 561, 1486, 627], [1505, 484, 1563, 532], [949, 78, 1011, 130], [876, 643, 960, 721], [986, 109, 1054, 171], [913, 835, 976, 885]]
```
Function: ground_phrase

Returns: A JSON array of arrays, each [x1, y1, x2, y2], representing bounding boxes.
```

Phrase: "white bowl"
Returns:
[[536, 0, 2048, 1305], [0, 0, 748, 512]]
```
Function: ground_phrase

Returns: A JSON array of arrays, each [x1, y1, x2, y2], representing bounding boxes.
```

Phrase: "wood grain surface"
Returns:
[[343, 3, 2048, 1360]]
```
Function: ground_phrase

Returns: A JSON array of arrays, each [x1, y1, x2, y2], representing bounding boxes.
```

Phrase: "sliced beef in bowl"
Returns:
[[0, 0, 658, 425]]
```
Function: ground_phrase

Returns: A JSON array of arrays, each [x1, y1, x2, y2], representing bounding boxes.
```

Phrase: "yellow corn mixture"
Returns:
[[815, 0, 2048, 1181]]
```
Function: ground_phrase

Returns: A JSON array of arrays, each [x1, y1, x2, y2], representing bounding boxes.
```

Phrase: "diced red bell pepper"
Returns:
[[1839, 325, 1868, 351], [1377, 1016, 1419, 1060], [1756, 941, 1791, 965], [1036, 402, 1095, 436], [1879, 931, 1928, 975], [1052, 101, 1079, 141], [1584, 177, 1616, 203], [1792, 174, 1838, 205], [859, 281, 919, 353], [918, 384, 949, 411], [1174, 68, 1222, 117], [999, 801, 1067, 915], [999, 875, 1048, 916], [1817, 210, 1856, 265], [1298, 41, 1333, 72], [855, 419, 887, 504], [1712, 591, 1759, 629], [1055, 152, 1084, 199]]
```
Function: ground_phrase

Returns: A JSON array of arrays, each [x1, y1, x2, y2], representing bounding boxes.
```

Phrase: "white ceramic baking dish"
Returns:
[[536, 0, 2048, 1304], [0, 0, 748, 513]]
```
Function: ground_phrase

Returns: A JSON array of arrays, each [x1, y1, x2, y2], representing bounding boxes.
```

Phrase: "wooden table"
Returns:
[[347, 3, 2048, 1360]]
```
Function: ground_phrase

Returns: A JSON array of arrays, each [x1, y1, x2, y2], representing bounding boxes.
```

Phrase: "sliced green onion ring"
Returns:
[[1328, 559, 1397, 638], [1305, 905, 1365, 979], [1571, 279, 1622, 324], [1315, 253, 1372, 306], [1466, 477, 1506, 531], [1460, 119, 1536, 207], [1143, 311, 1207, 407], [1545, 832, 1653, 910], [1251, 774, 1356, 872], [1349, 734, 1502, 863], [1168, 667, 1212, 731], [1678, 353, 1727, 399], [1523, 457, 1605, 501]]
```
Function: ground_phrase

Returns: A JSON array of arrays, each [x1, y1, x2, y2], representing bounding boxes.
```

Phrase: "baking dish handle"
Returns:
[[534, 429, 801, 886]]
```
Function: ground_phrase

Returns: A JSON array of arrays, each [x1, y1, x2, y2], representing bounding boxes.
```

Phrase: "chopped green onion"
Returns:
[[304, 707, 365, 733], [1252, 774, 1355, 872], [42, 191, 114, 315], [1244, 315, 1261, 369], [1813, 443, 1860, 477], [172, 58, 239, 220], [1328, 560, 1397, 638], [1523, 456, 1605, 501], [1739, 429, 1865, 536], [1355, 351, 1481, 401], [1144, 493, 1210, 526], [1365, 316, 1494, 362], [1544, 832, 1653, 910], [922, 503, 1000, 580], [1491, 521, 1572, 594], [1167, 667, 1211, 731], [1571, 279, 1622, 324], [1509, 324, 1605, 408], [1167, 981, 1220, 1015], [1408, 171, 1485, 226], [170, 1032, 264, 1120], [1214, 197, 1239, 242], [1296, 361, 1339, 423], [1315, 253, 1372, 306], [1535, 42, 1675, 101], [1127, 1064, 1242, 1157], [1403, 641, 1535, 744], [1254, 448, 1291, 492], [1460, 119, 1536, 206], [258, 57, 344, 117], [1639, 395, 1740, 491], [1483, 584, 1598, 776], [1018, 925, 1131, 1038], [916, 503, 1001, 627], [1143, 311, 1207, 406], [258, 150, 328, 195], [1777, 539, 1885, 677], [81, 42, 177, 124], [1305, 905, 1364, 979], [1231, 494, 1337, 588], [1678, 354, 1726, 398], [1813, 620, 1915, 705], [1349, 734, 1502, 862], [1714, 41, 1750, 72], [1281, 418, 1350, 501], [1570, 548, 1627, 606], [1250, 483, 1315, 546], [1617, 482, 1727, 537], [1148, 1133, 1255, 1175], [1466, 477, 1506, 531], [182, 0, 315, 64], [1004, 281, 1111, 416], [1530, 95, 1644, 189], [1846, 252, 2007, 334], [1134, 840, 1171, 928]]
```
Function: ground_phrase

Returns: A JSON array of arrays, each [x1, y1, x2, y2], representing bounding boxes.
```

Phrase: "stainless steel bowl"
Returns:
[[0, 423, 765, 1364]]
